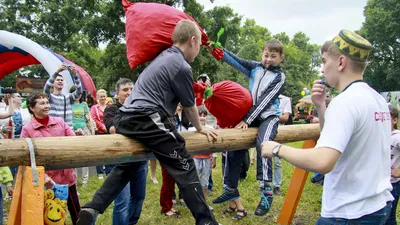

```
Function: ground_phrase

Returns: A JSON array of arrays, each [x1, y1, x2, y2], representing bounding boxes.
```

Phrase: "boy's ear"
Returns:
[[280, 54, 285, 61]]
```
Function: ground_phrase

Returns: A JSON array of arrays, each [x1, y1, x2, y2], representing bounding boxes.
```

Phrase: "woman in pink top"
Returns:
[[20, 92, 81, 225], [90, 89, 110, 179]]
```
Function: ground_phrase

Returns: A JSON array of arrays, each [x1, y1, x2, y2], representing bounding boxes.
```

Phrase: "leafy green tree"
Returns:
[[359, 0, 400, 92]]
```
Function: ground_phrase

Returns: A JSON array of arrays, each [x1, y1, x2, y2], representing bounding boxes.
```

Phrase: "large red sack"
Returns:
[[205, 81, 253, 128], [123, 0, 223, 69]]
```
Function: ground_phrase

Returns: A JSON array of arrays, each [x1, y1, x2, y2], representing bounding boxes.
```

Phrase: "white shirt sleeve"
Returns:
[[282, 98, 292, 114], [316, 98, 356, 153]]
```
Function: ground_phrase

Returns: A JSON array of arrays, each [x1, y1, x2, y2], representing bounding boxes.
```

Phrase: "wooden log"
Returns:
[[0, 124, 320, 169]]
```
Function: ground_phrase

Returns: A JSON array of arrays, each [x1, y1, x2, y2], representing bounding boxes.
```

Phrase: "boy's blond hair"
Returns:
[[263, 39, 284, 55], [321, 41, 368, 73], [96, 89, 107, 96], [172, 20, 201, 44]]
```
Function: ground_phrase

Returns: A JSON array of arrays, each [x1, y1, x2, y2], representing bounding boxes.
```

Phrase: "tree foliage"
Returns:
[[359, 0, 400, 92], [1, 0, 320, 105]]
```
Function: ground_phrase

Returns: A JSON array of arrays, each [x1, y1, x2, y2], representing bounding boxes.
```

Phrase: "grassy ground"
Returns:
[[3, 141, 325, 225]]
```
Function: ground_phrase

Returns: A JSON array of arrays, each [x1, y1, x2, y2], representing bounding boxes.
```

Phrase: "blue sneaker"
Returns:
[[254, 186, 274, 216], [212, 188, 240, 204]]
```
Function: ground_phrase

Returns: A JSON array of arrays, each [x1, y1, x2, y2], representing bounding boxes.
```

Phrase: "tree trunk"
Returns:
[[0, 124, 320, 169]]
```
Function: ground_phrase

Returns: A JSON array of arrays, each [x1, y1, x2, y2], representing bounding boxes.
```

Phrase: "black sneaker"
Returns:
[[77, 208, 98, 225], [254, 186, 274, 216], [273, 187, 281, 195], [212, 188, 240, 204]]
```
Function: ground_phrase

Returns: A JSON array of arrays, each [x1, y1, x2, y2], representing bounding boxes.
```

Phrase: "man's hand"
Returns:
[[57, 63, 67, 73], [261, 141, 279, 158], [235, 121, 249, 131], [45, 176, 55, 189], [75, 128, 84, 136], [2, 125, 12, 133], [109, 126, 116, 134], [6, 186, 13, 196], [197, 126, 218, 142], [69, 65, 78, 78], [311, 80, 327, 108], [207, 44, 214, 54], [391, 166, 400, 178]]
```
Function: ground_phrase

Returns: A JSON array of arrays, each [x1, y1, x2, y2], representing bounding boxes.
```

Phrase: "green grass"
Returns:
[[4, 141, 325, 225]]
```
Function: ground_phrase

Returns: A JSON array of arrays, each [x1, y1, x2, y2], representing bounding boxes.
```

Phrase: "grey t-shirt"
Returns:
[[121, 46, 195, 117]]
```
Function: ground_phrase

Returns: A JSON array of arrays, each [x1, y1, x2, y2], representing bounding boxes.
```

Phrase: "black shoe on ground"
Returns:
[[77, 208, 98, 225], [273, 187, 281, 195], [212, 188, 240, 204]]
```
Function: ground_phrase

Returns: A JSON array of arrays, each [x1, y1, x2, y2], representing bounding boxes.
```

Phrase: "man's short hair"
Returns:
[[321, 40, 368, 73], [172, 20, 201, 44], [55, 73, 63, 78], [115, 78, 133, 92], [27, 92, 48, 115], [263, 39, 284, 55]]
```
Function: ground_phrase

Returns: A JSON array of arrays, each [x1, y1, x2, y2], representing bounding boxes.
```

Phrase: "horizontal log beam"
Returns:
[[0, 124, 320, 169]]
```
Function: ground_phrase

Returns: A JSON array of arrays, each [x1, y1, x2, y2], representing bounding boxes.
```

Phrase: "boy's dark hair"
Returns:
[[56, 73, 63, 78], [86, 93, 96, 108], [263, 39, 284, 55], [27, 92, 48, 115], [198, 105, 208, 116], [389, 105, 398, 129]]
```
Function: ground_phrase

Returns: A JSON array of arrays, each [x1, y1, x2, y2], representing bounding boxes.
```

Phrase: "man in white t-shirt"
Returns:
[[262, 30, 393, 224], [272, 94, 292, 195]]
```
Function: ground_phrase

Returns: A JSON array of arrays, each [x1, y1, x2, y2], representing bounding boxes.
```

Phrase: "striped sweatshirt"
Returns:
[[222, 49, 285, 125], [43, 73, 83, 128]]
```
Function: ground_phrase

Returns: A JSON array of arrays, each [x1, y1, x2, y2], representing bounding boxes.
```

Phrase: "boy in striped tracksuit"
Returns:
[[209, 40, 285, 216]]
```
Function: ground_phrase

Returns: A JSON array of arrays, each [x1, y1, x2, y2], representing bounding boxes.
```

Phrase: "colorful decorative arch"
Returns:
[[0, 30, 96, 97]]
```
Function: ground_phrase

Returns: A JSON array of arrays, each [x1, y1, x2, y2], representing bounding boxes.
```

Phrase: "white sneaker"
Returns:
[[151, 177, 158, 184], [98, 175, 104, 180]]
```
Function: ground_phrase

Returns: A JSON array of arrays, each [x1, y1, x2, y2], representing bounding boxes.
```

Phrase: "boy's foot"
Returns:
[[212, 188, 240, 204], [77, 208, 99, 225], [97, 175, 104, 180], [273, 187, 281, 195], [151, 177, 158, 184], [254, 186, 274, 216]]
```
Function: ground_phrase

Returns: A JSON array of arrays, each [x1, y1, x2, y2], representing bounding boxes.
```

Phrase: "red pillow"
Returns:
[[123, 0, 224, 69], [205, 81, 252, 128]]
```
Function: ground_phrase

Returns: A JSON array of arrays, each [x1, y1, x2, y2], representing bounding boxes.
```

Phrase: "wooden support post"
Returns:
[[7, 166, 45, 225], [277, 140, 317, 225]]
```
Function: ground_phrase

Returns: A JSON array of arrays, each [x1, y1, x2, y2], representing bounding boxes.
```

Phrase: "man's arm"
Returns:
[[243, 72, 285, 125], [183, 105, 202, 131], [103, 105, 118, 133], [262, 143, 341, 174], [68, 66, 83, 102], [44, 64, 66, 94], [311, 80, 327, 130], [279, 112, 290, 124]]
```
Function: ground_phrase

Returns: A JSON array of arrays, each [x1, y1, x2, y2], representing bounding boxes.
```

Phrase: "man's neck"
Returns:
[[118, 100, 124, 105], [174, 44, 189, 62], [53, 89, 63, 95], [337, 72, 363, 92]]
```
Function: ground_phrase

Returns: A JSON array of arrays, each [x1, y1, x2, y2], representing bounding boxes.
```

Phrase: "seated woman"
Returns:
[[20, 92, 81, 225]]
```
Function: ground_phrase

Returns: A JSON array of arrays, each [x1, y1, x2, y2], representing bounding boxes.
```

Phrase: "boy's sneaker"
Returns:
[[212, 188, 240, 204], [254, 186, 274, 216], [77, 208, 99, 225]]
